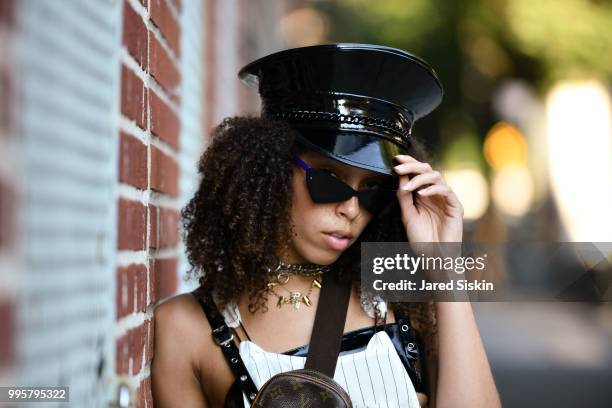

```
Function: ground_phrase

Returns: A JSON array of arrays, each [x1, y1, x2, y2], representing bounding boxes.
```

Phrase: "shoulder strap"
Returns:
[[191, 290, 259, 404], [303, 271, 352, 377]]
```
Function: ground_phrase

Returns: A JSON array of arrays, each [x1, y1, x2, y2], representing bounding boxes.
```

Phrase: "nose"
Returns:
[[337, 195, 361, 220]]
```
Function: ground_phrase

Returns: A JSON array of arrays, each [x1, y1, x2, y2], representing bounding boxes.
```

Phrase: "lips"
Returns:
[[323, 230, 354, 240], [322, 231, 352, 251]]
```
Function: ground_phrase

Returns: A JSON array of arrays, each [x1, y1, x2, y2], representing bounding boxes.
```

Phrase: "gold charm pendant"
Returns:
[[289, 292, 302, 309], [266, 266, 325, 310], [276, 272, 290, 284]]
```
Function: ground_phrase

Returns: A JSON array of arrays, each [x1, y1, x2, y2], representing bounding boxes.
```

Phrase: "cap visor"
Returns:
[[293, 130, 408, 176]]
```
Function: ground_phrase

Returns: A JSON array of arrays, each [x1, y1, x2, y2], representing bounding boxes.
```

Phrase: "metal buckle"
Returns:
[[212, 325, 234, 347]]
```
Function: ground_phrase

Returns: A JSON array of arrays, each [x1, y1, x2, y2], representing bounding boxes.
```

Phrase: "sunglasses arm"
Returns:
[[292, 156, 311, 171]]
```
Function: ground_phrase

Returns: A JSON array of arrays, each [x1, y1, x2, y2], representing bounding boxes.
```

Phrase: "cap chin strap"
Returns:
[[268, 110, 413, 146]]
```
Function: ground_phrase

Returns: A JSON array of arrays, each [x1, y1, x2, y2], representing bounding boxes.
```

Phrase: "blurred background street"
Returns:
[[475, 303, 612, 406], [1, 0, 611, 406]]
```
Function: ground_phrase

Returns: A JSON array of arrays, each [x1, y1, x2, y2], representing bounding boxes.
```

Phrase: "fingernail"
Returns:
[[401, 183, 411, 191]]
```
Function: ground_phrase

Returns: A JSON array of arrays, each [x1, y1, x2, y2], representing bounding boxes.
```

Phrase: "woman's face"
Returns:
[[281, 148, 390, 265]]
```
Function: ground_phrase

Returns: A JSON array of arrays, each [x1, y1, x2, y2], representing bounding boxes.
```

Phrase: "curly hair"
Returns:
[[181, 116, 438, 386]]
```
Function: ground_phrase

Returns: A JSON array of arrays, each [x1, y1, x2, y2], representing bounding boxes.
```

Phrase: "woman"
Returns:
[[151, 44, 501, 407]]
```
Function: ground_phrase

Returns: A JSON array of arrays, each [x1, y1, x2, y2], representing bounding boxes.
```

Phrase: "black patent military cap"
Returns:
[[238, 43, 443, 177]]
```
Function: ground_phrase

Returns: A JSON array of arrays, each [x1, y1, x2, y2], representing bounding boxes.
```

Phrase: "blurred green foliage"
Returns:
[[506, 0, 612, 83], [311, 0, 612, 157]]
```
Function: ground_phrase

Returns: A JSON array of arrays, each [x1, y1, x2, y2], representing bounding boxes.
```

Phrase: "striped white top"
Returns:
[[214, 295, 420, 408], [238, 330, 421, 408]]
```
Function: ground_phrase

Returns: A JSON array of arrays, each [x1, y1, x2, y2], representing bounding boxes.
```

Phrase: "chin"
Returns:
[[301, 247, 341, 266], [293, 235, 348, 266]]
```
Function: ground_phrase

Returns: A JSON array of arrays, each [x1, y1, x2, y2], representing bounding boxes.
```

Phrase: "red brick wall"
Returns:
[[0, 299, 15, 369], [0, 0, 17, 374], [116, 1, 182, 407], [114, 1, 288, 405], [0, 0, 286, 403]]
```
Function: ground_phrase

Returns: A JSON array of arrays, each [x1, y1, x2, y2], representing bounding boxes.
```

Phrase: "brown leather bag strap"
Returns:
[[304, 271, 352, 377]]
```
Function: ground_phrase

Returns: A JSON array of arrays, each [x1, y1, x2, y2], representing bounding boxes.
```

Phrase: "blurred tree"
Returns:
[[309, 0, 612, 156], [505, 0, 612, 85]]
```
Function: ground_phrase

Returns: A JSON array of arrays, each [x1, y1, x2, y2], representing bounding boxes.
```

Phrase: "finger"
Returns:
[[400, 171, 444, 191], [419, 184, 464, 211], [393, 154, 422, 164], [416, 184, 465, 212], [417, 184, 451, 196], [396, 173, 414, 208], [393, 161, 432, 177]]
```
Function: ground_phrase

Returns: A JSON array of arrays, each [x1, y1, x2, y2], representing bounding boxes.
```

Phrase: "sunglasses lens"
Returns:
[[305, 167, 396, 214], [306, 168, 354, 203], [359, 187, 396, 214]]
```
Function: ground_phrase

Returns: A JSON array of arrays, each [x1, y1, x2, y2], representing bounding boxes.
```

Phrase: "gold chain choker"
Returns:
[[266, 260, 332, 275], [265, 260, 331, 309]]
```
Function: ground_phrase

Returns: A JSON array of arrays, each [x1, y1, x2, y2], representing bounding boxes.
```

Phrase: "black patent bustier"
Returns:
[[192, 290, 424, 407], [223, 320, 425, 407]]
